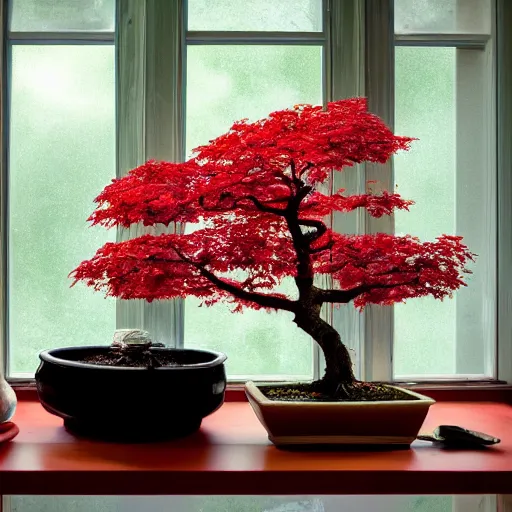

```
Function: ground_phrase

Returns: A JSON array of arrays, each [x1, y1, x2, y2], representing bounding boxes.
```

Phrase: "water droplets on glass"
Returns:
[[9, 0, 115, 32], [394, 0, 491, 35], [187, 0, 322, 32], [184, 45, 322, 378], [8, 45, 116, 374]]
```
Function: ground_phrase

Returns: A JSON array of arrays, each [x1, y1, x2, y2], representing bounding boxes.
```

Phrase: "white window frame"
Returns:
[[1, 0, 511, 385], [116, 0, 328, 381], [390, 1, 497, 382], [0, 0, 115, 381], [496, 0, 512, 385]]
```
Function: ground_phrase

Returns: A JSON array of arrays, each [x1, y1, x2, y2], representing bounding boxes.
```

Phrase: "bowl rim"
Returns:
[[38, 346, 227, 371]]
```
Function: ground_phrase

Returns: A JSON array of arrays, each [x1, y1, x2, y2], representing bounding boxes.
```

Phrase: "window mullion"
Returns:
[[6, 31, 114, 42], [116, 0, 185, 348], [186, 31, 324, 45], [455, 43, 496, 376], [394, 33, 489, 48], [328, 0, 366, 380], [0, 0, 7, 377], [363, 0, 395, 382], [497, 0, 512, 384]]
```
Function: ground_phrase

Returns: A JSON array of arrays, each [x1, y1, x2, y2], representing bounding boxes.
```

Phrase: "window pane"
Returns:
[[8, 45, 116, 375], [185, 45, 322, 378], [9, 0, 115, 32], [187, 0, 322, 32], [393, 47, 494, 378], [394, 0, 491, 35]]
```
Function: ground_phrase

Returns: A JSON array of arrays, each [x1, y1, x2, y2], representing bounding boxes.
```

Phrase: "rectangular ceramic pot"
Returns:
[[245, 381, 435, 446]]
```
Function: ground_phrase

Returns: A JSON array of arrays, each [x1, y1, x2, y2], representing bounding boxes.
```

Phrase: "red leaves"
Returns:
[[88, 98, 413, 230], [313, 232, 474, 309], [89, 160, 204, 228], [72, 97, 473, 315], [71, 215, 297, 308], [302, 190, 414, 218], [194, 98, 413, 186], [89, 159, 293, 228]]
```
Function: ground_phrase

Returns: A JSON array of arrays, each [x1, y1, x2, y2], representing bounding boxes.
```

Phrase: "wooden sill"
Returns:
[[14, 382, 512, 403], [0, 400, 511, 495]]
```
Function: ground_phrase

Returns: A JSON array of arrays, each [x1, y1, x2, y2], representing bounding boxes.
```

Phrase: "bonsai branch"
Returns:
[[290, 160, 298, 181], [297, 162, 313, 178], [233, 196, 287, 215], [285, 214, 313, 283], [316, 278, 420, 304], [283, 175, 316, 285], [170, 245, 297, 312], [289, 160, 314, 181], [298, 218, 327, 243], [292, 184, 313, 206], [197, 266, 296, 312], [309, 239, 334, 254], [199, 194, 286, 216]]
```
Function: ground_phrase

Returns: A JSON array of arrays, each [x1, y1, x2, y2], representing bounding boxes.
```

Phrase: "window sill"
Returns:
[[1, 400, 511, 495]]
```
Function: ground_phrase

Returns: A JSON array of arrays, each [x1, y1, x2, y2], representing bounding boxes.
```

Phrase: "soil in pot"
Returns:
[[81, 350, 181, 368], [79, 345, 211, 369], [260, 382, 417, 402]]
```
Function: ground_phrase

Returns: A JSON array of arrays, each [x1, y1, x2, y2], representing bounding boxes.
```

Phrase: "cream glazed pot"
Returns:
[[245, 381, 435, 447]]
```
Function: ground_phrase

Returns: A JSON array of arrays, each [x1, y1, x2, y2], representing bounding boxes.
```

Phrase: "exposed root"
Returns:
[[309, 379, 404, 401], [111, 343, 163, 369], [309, 378, 358, 399], [335, 382, 352, 399]]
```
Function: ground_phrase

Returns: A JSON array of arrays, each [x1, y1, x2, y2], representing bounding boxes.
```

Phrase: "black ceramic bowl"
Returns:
[[36, 346, 227, 441]]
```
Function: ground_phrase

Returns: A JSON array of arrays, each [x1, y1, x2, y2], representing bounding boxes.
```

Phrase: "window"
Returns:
[[183, 4, 323, 380], [1, 0, 508, 384], [3, 0, 116, 377], [393, 0, 496, 379]]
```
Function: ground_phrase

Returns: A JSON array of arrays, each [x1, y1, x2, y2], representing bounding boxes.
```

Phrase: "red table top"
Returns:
[[0, 400, 510, 495]]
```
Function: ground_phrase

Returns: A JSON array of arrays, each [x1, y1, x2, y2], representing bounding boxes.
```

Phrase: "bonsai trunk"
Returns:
[[294, 309, 355, 396]]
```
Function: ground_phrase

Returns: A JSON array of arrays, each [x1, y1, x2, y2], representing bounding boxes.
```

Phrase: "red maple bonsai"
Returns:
[[71, 98, 473, 397]]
